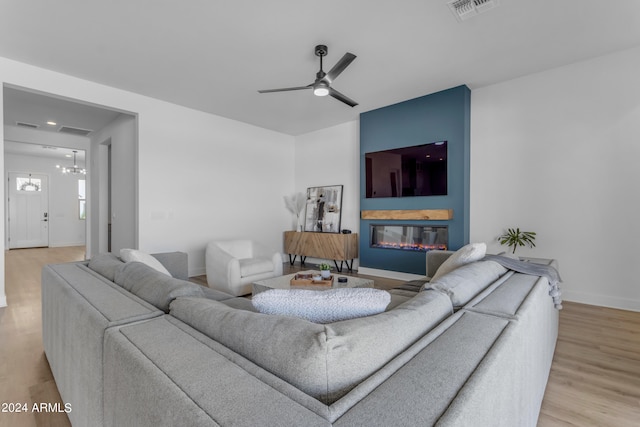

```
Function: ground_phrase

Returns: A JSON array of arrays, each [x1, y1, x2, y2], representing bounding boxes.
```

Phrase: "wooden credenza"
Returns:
[[283, 231, 358, 272]]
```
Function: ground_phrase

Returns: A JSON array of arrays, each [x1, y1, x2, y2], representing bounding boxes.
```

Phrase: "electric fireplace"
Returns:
[[370, 224, 447, 252]]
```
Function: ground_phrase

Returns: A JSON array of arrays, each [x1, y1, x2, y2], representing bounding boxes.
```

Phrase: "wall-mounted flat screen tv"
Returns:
[[365, 141, 447, 198]]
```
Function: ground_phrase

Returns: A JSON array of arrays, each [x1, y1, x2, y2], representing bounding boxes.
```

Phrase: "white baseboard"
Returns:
[[50, 242, 86, 248], [563, 290, 640, 313], [188, 267, 206, 278], [0, 293, 6, 308], [357, 266, 425, 282]]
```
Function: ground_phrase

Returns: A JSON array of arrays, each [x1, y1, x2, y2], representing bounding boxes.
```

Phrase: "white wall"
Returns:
[[293, 121, 360, 266], [5, 152, 86, 247], [470, 45, 640, 312], [0, 55, 295, 308], [89, 113, 137, 256], [138, 104, 295, 275]]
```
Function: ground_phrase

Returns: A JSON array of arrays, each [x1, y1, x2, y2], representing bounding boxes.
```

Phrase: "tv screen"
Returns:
[[365, 141, 447, 198]]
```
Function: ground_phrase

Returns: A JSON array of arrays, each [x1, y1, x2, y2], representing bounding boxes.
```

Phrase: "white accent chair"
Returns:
[[205, 239, 283, 296]]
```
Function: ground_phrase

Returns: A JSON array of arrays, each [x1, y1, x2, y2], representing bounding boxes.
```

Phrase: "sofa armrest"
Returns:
[[205, 242, 240, 291], [151, 252, 188, 280]]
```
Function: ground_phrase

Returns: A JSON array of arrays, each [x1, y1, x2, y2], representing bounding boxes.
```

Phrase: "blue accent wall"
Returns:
[[359, 85, 471, 275]]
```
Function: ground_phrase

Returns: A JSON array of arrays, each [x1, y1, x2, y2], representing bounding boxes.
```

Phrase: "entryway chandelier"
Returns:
[[56, 150, 86, 175]]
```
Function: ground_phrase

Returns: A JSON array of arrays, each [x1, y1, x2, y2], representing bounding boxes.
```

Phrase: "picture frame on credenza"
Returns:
[[303, 185, 343, 233]]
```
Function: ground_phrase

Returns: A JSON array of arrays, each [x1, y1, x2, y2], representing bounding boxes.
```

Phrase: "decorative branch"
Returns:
[[284, 192, 306, 215], [284, 192, 307, 230]]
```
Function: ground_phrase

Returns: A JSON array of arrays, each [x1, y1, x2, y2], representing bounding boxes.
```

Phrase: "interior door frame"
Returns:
[[5, 170, 51, 249]]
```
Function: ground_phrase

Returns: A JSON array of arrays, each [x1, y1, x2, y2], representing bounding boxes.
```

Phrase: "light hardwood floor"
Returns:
[[1, 247, 83, 427], [1, 247, 639, 426], [538, 301, 640, 426]]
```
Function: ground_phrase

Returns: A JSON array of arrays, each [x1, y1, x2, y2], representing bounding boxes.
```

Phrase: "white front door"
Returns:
[[8, 172, 49, 249]]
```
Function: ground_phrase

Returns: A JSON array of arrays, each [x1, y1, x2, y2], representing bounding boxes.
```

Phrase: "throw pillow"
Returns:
[[114, 261, 203, 312], [120, 248, 171, 276], [430, 242, 486, 282], [251, 288, 391, 323]]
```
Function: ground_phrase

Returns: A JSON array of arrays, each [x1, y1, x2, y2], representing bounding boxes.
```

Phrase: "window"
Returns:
[[17, 176, 41, 192], [79, 179, 86, 220]]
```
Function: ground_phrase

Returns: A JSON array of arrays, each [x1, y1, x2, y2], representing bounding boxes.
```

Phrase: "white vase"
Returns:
[[321, 269, 331, 279]]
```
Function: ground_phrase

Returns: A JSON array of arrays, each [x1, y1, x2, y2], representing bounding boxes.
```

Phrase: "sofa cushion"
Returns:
[[393, 279, 428, 293], [169, 290, 453, 404], [465, 272, 540, 318], [251, 288, 391, 323], [425, 260, 507, 308], [120, 248, 171, 276], [114, 262, 204, 312], [87, 252, 124, 281], [333, 311, 512, 427], [218, 297, 258, 311], [430, 242, 486, 282], [200, 286, 235, 302]]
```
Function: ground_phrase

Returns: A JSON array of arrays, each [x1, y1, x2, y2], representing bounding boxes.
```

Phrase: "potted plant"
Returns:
[[498, 228, 536, 254], [318, 262, 332, 279]]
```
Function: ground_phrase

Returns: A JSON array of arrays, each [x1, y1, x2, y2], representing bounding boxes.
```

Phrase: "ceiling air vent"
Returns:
[[448, 0, 499, 21], [58, 126, 93, 136], [15, 121, 39, 129]]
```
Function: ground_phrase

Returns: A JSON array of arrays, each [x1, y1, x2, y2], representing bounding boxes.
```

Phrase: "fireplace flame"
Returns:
[[372, 241, 447, 252]]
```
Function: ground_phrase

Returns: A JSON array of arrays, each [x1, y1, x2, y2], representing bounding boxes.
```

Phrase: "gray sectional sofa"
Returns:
[[42, 250, 559, 427]]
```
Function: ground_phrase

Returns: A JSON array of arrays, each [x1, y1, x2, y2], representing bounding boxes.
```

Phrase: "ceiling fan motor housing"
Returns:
[[315, 45, 328, 57]]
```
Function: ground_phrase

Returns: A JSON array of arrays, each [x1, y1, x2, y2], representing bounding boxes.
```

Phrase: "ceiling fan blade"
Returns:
[[325, 53, 356, 83], [258, 85, 312, 94], [329, 87, 358, 107]]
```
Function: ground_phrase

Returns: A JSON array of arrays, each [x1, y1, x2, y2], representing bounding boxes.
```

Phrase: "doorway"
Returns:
[[3, 85, 137, 257], [7, 172, 49, 248]]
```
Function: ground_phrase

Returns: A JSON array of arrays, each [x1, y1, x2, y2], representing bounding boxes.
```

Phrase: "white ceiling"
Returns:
[[3, 86, 119, 161], [3, 86, 121, 135], [4, 140, 86, 163], [1, 0, 640, 136]]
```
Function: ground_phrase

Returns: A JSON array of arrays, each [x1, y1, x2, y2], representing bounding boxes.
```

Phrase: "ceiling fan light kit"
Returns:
[[313, 82, 329, 97], [258, 44, 358, 107]]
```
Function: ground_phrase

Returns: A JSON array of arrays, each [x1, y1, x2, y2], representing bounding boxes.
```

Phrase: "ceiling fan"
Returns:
[[258, 45, 358, 107]]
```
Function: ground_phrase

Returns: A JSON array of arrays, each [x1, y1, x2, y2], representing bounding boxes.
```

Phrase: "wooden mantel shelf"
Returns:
[[360, 209, 453, 221]]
